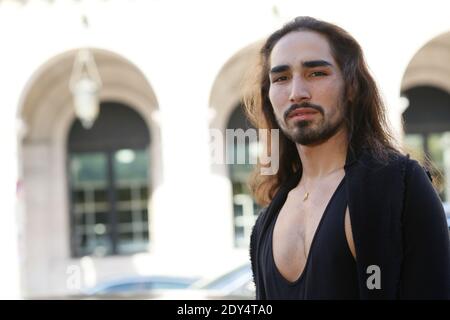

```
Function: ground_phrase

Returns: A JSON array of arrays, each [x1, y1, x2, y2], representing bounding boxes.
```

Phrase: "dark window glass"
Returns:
[[68, 102, 151, 257], [226, 105, 261, 248]]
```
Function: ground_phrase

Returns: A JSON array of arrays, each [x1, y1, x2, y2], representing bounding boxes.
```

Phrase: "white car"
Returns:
[[149, 263, 255, 300]]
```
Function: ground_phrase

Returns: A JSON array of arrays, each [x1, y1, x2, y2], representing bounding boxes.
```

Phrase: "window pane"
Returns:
[[113, 148, 150, 254], [117, 188, 132, 202], [428, 133, 449, 201], [94, 189, 108, 202], [228, 141, 260, 248], [114, 149, 149, 183], [69, 152, 113, 257], [226, 106, 261, 248], [118, 210, 132, 224], [70, 153, 108, 185]]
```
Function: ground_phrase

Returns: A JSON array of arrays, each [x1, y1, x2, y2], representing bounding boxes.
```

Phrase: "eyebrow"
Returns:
[[303, 59, 332, 68], [270, 65, 290, 74], [270, 60, 333, 74]]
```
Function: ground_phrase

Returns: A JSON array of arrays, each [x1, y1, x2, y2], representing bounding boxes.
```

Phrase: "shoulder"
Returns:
[[379, 153, 433, 185], [404, 157, 438, 197], [351, 149, 411, 178], [374, 153, 434, 191], [401, 156, 446, 229], [404, 157, 433, 183]]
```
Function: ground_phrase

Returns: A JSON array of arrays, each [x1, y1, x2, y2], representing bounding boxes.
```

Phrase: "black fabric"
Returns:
[[250, 149, 450, 299], [263, 177, 359, 299]]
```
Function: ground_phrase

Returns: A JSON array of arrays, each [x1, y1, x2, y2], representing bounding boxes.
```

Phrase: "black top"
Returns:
[[250, 150, 450, 299], [262, 177, 359, 299]]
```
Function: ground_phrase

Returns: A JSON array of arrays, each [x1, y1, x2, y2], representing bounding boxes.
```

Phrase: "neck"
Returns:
[[296, 126, 348, 180]]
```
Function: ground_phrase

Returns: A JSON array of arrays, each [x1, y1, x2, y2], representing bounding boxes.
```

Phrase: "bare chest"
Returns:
[[272, 175, 345, 282]]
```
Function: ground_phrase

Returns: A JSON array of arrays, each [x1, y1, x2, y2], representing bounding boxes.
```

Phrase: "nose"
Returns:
[[289, 75, 311, 103]]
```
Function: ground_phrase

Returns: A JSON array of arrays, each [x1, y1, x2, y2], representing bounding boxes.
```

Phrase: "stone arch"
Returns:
[[401, 31, 450, 203], [208, 40, 264, 248], [17, 48, 162, 296], [209, 40, 263, 177], [401, 31, 450, 94]]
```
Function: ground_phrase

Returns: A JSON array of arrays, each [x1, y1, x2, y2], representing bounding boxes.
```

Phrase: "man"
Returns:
[[246, 16, 450, 299]]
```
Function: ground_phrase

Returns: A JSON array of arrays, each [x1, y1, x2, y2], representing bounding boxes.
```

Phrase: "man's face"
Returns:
[[268, 31, 347, 146]]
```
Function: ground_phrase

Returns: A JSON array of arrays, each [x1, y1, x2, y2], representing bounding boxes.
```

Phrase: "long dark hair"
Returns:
[[243, 16, 401, 206]]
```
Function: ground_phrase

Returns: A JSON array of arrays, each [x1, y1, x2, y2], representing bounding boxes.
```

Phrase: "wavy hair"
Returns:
[[243, 16, 401, 206]]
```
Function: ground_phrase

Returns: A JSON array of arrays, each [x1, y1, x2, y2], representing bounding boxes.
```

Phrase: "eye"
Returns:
[[310, 71, 327, 77], [272, 76, 288, 83]]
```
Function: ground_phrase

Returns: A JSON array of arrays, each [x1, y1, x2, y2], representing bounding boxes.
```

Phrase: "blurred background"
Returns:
[[0, 0, 449, 299]]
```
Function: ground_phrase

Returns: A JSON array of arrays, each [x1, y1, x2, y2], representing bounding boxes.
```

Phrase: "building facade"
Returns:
[[0, 0, 449, 298]]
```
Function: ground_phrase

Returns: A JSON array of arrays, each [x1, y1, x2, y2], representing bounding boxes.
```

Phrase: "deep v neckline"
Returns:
[[271, 176, 346, 286]]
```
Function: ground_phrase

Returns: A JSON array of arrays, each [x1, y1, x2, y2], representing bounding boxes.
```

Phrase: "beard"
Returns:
[[276, 103, 345, 146]]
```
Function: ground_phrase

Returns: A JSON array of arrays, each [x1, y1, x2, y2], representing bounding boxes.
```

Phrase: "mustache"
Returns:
[[283, 102, 324, 122]]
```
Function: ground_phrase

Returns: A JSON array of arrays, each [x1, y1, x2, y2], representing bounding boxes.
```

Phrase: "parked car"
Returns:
[[148, 263, 255, 300], [191, 263, 254, 296], [81, 275, 200, 298]]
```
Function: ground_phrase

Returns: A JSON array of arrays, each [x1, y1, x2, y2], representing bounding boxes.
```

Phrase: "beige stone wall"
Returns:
[[0, 0, 449, 298]]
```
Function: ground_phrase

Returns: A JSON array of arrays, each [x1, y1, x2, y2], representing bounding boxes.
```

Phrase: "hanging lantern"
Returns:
[[69, 49, 102, 129]]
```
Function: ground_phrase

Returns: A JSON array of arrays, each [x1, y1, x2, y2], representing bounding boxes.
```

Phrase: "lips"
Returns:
[[287, 108, 319, 120]]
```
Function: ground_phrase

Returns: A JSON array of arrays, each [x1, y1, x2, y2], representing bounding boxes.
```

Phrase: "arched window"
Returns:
[[226, 105, 261, 247], [67, 101, 151, 257], [402, 86, 450, 202]]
